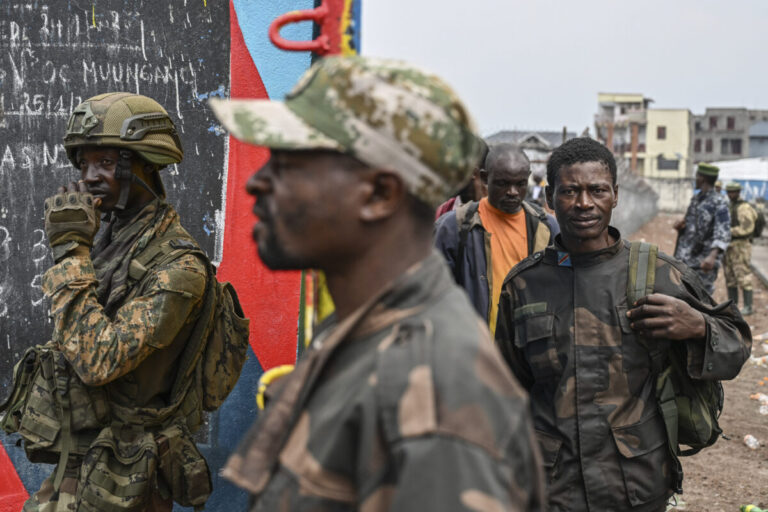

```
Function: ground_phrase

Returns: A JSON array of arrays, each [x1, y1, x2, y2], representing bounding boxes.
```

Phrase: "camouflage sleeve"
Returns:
[[495, 284, 535, 390], [711, 198, 731, 252], [731, 203, 757, 238], [660, 262, 751, 380], [42, 253, 207, 386]]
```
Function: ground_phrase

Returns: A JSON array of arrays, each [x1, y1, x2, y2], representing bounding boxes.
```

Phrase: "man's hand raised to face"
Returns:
[[44, 181, 102, 261], [627, 293, 707, 341]]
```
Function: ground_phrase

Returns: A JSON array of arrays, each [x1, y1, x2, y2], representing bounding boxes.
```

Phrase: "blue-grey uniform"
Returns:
[[675, 189, 731, 294]]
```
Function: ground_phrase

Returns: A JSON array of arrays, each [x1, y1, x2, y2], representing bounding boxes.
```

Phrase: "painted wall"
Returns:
[[645, 109, 693, 179], [0, 1, 361, 510]]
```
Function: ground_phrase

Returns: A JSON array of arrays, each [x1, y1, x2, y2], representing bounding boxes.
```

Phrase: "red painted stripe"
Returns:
[[0, 443, 29, 511], [216, 1, 300, 370]]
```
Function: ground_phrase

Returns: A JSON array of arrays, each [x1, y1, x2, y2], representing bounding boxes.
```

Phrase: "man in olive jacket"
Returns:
[[495, 137, 751, 512], [211, 56, 546, 511]]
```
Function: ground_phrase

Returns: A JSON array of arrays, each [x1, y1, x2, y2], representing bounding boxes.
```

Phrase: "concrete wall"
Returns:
[[612, 158, 660, 236], [646, 177, 694, 213]]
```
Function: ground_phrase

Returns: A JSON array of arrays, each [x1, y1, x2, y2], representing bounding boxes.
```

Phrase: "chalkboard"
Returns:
[[0, 1, 229, 388]]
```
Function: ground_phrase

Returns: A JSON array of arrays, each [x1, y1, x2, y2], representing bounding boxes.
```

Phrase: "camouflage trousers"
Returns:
[[23, 456, 172, 512], [724, 239, 753, 290]]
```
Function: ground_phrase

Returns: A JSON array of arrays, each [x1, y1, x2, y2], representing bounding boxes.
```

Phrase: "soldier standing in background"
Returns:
[[9, 93, 234, 512], [724, 181, 758, 315], [674, 163, 731, 294], [495, 138, 751, 512], [210, 55, 546, 511]]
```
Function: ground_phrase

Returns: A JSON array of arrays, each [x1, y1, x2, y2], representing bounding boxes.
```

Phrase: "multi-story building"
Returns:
[[644, 109, 694, 178], [594, 92, 653, 173], [486, 129, 577, 177], [691, 108, 768, 163]]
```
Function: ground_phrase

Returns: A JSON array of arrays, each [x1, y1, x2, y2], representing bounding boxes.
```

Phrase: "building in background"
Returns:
[[486, 129, 577, 177], [691, 107, 768, 163], [645, 109, 693, 179], [594, 92, 653, 174], [748, 120, 768, 158]]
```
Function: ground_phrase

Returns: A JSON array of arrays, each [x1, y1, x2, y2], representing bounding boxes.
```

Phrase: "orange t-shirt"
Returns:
[[477, 198, 528, 335]]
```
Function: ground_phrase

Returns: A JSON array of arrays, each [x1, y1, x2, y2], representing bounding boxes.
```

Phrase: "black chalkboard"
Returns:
[[0, 0, 229, 382], [0, 1, 231, 497]]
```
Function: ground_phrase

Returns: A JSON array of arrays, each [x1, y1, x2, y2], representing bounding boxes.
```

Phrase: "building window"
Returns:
[[721, 139, 730, 154], [727, 116, 735, 130], [709, 117, 718, 129], [705, 139, 713, 152], [694, 139, 701, 152], [732, 139, 742, 154], [695, 121, 701, 132], [657, 126, 666, 139], [658, 155, 679, 170]]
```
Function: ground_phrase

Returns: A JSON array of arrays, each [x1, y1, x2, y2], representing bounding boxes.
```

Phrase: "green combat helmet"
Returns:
[[63, 92, 183, 209]]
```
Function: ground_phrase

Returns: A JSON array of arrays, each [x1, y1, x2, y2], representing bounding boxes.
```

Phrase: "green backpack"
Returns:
[[627, 241, 724, 492]]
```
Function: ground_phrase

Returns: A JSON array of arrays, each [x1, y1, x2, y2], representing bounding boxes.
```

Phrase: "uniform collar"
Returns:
[[547, 226, 624, 267]]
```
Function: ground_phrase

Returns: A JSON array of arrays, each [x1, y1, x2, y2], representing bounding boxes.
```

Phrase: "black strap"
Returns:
[[456, 202, 479, 283]]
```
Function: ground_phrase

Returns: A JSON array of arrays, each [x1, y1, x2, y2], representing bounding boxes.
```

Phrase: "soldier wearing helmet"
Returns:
[[20, 93, 218, 511]]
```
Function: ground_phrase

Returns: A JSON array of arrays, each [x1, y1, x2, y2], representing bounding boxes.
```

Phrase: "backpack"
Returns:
[[752, 203, 765, 238], [628, 241, 724, 492], [127, 236, 250, 412]]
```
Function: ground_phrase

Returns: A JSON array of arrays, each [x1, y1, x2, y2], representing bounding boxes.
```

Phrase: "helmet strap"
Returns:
[[113, 150, 159, 210]]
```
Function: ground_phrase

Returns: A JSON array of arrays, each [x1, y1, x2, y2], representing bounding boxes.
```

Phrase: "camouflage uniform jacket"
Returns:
[[495, 229, 751, 512], [42, 200, 208, 412], [223, 251, 546, 511], [675, 189, 731, 267]]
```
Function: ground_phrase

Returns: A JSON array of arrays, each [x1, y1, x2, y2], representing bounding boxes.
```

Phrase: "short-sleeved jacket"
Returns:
[[675, 189, 731, 266], [495, 229, 751, 512], [223, 252, 546, 511]]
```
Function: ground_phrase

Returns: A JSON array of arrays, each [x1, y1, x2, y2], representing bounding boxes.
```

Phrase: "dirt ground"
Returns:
[[630, 213, 768, 512]]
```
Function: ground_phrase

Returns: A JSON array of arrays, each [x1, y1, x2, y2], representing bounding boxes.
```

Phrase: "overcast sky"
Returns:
[[362, 0, 768, 137]]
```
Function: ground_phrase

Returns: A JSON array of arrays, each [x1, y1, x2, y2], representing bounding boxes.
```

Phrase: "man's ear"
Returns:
[[359, 170, 405, 222], [612, 183, 619, 209], [545, 185, 554, 210], [479, 169, 489, 185]]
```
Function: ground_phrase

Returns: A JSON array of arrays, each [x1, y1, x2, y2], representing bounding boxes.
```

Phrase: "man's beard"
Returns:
[[256, 221, 312, 271]]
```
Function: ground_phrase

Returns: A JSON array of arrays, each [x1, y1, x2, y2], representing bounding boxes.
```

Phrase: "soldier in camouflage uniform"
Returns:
[[24, 93, 216, 511], [495, 138, 751, 512], [723, 181, 758, 315], [673, 163, 731, 294], [209, 56, 546, 511]]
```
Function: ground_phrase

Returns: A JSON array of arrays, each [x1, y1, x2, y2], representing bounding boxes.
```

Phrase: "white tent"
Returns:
[[710, 157, 768, 200]]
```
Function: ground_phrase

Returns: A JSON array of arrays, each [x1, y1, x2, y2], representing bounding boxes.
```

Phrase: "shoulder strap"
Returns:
[[128, 233, 202, 283], [522, 200, 547, 221], [456, 201, 480, 278], [627, 241, 658, 307]]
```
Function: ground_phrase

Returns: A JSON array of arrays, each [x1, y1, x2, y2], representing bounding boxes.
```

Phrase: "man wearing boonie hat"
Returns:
[[723, 182, 758, 315], [209, 55, 545, 511], [673, 163, 731, 294]]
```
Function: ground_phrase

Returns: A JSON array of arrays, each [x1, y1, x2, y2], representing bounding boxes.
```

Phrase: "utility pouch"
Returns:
[[77, 425, 158, 512], [0, 346, 40, 435], [156, 422, 212, 509]]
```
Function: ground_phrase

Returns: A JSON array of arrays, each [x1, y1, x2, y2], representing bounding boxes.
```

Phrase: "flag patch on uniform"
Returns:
[[557, 251, 572, 267]]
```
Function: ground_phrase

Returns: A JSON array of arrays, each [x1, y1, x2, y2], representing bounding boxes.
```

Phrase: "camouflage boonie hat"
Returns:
[[697, 162, 720, 177], [725, 181, 742, 192], [209, 55, 485, 207]]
